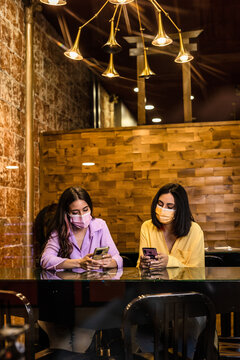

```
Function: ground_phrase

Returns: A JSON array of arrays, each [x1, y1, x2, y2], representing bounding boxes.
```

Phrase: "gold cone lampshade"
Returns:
[[109, 0, 134, 4], [102, 54, 120, 78], [139, 49, 155, 78], [102, 20, 122, 54], [64, 28, 83, 60], [174, 32, 194, 63], [152, 11, 173, 47], [40, 0, 66, 5]]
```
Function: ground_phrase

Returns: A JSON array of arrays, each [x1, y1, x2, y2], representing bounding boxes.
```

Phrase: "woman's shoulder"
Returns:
[[189, 221, 203, 234], [90, 217, 107, 230], [141, 219, 155, 231]]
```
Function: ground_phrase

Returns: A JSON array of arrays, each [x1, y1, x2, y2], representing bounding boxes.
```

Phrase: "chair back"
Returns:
[[122, 291, 216, 360], [205, 255, 224, 267], [0, 290, 34, 360]]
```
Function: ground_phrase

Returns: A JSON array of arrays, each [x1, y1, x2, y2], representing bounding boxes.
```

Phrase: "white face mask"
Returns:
[[68, 212, 92, 228], [155, 205, 175, 224]]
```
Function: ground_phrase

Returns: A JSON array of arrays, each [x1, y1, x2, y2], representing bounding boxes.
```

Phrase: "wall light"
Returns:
[[82, 162, 95, 166], [40, 0, 66, 5], [6, 165, 19, 169], [152, 118, 162, 123], [134, 87, 139, 93], [145, 105, 154, 110]]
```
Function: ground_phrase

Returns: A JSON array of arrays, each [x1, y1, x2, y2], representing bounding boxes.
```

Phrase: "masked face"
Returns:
[[68, 199, 92, 229], [69, 212, 92, 228], [156, 204, 175, 224]]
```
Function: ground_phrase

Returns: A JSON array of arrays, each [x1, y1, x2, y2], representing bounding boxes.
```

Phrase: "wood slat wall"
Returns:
[[40, 121, 240, 251]]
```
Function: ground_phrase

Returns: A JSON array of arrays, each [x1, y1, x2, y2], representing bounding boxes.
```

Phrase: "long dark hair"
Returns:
[[53, 187, 93, 258], [33, 203, 57, 263], [151, 183, 194, 237]]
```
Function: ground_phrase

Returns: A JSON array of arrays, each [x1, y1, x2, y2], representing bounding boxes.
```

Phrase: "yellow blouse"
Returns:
[[137, 220, 205, 268]]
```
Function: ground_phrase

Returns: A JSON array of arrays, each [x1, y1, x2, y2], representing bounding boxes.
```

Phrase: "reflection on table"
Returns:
[[0, 266, 240, 281], [40, 266, 240, 282]]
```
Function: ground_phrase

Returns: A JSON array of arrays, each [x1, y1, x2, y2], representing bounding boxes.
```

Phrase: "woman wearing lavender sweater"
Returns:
[[39, 186, 123, 355]]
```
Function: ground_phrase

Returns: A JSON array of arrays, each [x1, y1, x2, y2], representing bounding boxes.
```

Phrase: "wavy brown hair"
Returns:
[[51, 187, 93, 258]]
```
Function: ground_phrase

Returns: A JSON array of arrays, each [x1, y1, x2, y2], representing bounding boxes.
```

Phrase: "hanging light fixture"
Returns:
[[40, 0, 66, 5], [102, 53, 120, 78], [64, 28, 83, 60], [135, 0, 155, 78], [174, 31, 194, 63], [150, 0, 194, 64], [152, 10, 173, 47], [102, 5, 122, 54], [64, 0, 109, 61], [139, 48, 155, 78], [109, 0, 134, 4], [102, 19, 122, 54], [43, 0, 195, 78]]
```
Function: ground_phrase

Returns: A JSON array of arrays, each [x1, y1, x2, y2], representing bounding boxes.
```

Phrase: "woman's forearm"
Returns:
[[56, 258, 82, 269]]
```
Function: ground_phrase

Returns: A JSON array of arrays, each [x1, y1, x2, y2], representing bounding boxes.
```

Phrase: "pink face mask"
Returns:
[[156, 205, 175, 224], [69, 212, 92, 229]]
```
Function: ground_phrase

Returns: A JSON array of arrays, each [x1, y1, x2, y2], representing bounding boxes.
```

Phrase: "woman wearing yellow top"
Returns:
[[136, 183, 207, 360], [137, 182, 204, 269]]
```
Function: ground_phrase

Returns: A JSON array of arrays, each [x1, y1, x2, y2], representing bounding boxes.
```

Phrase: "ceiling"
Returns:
[[41, 0, 240, 125]]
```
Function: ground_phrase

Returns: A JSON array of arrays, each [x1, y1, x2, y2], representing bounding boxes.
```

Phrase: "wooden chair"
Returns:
[[122, 292, 216, 360], [0, 290, 35, 360]]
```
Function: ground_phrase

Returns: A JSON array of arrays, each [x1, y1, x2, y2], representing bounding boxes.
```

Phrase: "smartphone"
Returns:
[[142, 247, 158, 259], [92, 246, 109, 260]]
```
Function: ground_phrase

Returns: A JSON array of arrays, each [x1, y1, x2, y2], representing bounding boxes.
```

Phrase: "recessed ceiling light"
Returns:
[[6, 165, 19, 169], [82, 162, 95, 166], [145, 105, 154, 110], [152, 118, 162, 123], [134, 87, 139, 93]]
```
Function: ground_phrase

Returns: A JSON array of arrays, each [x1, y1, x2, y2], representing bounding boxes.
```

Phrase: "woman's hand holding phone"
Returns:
[[150, 253, 168, 269], [80, 248, 116, 270], [98, 253, 113, 268], [80, 254, 103, 271], [91, 246, 116, 269], [140, 247, 157, 268], [140, 248, 168, 269]]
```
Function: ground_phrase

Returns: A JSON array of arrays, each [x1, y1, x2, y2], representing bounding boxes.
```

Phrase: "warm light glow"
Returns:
[[64, 50, 83, 61], [152, 34, 173, 47], [82, 162, 95, 166], [6, 165, 19, 169], [70, 51, 81, 60], [40, 0, 66, 5], [145, 105, 154, 110], [134, 87, 139, 93], [152, 118, 162, 123], [102, 70, 119, 78], [190, 95, 194, 100], [109, 0, 134, 4], [48, 0, 59, 4], [175, 52, 194, 63]]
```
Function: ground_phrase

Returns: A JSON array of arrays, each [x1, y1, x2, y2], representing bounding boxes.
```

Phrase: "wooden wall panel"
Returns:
[[40, 121, 240, 251]]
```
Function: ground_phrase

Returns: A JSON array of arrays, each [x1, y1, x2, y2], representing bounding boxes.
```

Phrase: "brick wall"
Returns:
[[0, 0, 93, 266], [40, 121, 240, 252]]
